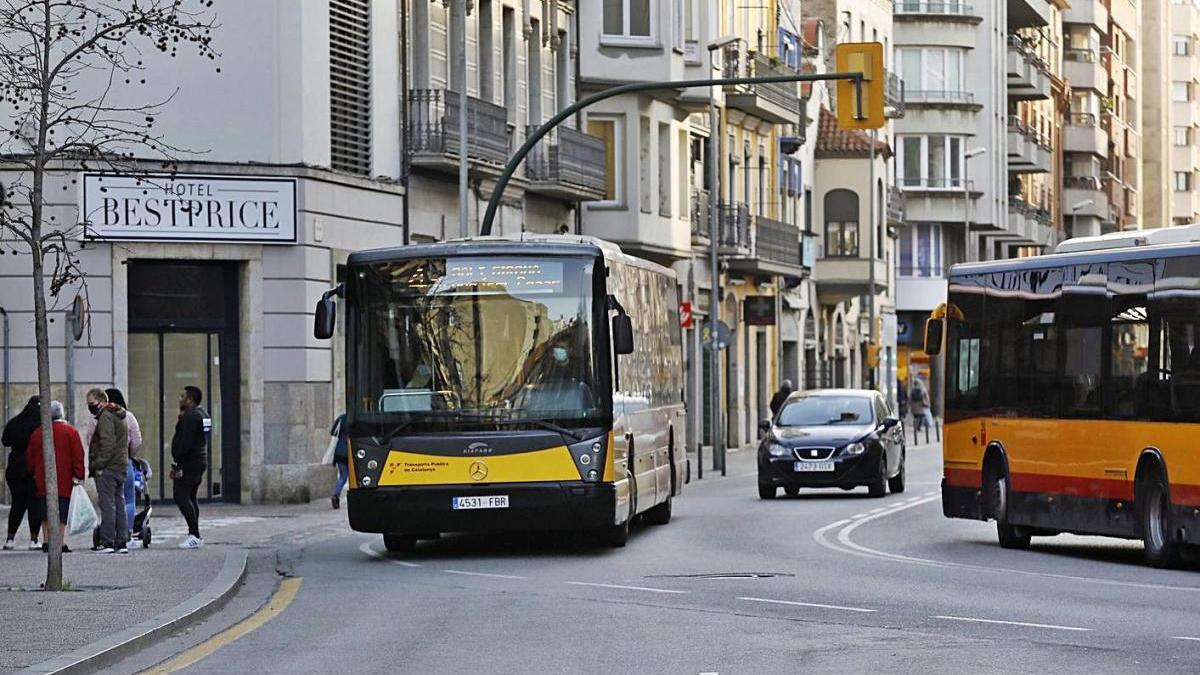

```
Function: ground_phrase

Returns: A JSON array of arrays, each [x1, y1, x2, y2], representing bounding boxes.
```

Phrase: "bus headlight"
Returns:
[[841, 442, 866, 456], [356, 448, 366, 459], [367, 459, 379, 470], [592, 442, 603, 453], [767, 443, 789, 457], [361, 476, 372, 486]]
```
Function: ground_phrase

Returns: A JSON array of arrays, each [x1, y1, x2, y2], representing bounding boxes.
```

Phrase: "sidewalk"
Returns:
[[0, 499, 347, 673]]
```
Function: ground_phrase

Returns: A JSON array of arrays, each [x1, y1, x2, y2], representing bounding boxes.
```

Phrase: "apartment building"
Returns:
[[1171, 0, 1200, 225], [405, 1, 604, 241]]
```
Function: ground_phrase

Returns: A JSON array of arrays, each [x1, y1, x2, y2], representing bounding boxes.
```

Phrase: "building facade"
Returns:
[[1171, 0, 1200, 225]]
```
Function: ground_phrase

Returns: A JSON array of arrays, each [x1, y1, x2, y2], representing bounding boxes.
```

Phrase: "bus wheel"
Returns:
[[644, 496, 672, 525], [383, 534, 417, 554], [987, 467, 1030, 550], [1140, 473, 1183, 569]]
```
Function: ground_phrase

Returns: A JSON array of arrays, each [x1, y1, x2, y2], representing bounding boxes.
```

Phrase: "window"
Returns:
[[823, 189, 859, 257], [479, 0, 494, 102], [330, 0, 371, 175], [603, 0, 652, 41], [895, 47, 965, 98], [658, 122, 672, 217], [1176, 171, 1192, 192], [778, 28, 800, 70], [1174, 81, 1192, 102], [1175, 126, 1192, 147], [673, 0, 683, 51], [640, 116, 652, 213], [527, 18, 542, 123], [898, 223, 943, 277], [1175, 35, 1191, 56], [586, 116, 622, 205], [897, 135, 965, 189], [556, 30, 570, 113], [502, 8, 516, 114]]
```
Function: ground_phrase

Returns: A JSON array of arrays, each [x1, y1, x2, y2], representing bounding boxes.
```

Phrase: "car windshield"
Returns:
[[348, 255, 606, 432], [777, 396, 874, 426]]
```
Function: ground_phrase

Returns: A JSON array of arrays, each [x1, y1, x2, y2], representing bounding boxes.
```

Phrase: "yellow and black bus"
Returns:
[[927, 227, 1200, 567], [314, 235, 686, 552]]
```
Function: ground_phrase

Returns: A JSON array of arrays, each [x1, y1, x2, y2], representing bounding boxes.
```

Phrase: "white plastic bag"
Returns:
[[321, 435, 337, 465], [66, 484, 98, 537]]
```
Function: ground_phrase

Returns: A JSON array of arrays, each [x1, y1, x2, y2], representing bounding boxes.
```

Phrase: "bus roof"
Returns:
[[346, 234, 676, 278], [949, 239, 1200, 279]]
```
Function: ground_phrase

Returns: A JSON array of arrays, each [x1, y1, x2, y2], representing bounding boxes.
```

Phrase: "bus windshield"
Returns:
[[349, 255, 606, 431]]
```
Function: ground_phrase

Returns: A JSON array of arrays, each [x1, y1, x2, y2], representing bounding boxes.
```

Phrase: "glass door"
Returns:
[[128, 334, 164, 500]]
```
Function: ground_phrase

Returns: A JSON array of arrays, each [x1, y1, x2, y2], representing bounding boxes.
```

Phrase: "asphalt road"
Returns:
[[120, 442, 1200, 674]]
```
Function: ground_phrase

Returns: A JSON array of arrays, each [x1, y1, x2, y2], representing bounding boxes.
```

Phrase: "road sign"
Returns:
[[680, 302, 694, 329], [835, 42, 885, 130], [702, 321, 733, 350]]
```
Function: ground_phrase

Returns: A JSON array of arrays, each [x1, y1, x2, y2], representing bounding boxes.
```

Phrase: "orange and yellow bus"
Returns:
[[926, 227, 1200, 567]]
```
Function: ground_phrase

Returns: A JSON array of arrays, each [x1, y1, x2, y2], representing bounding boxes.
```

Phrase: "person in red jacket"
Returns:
[[26, 400, 85, 553]]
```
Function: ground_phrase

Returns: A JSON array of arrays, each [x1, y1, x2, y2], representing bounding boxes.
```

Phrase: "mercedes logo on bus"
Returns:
[[468, 461, 489, 481]]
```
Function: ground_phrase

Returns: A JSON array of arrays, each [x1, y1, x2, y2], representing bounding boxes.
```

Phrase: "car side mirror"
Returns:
[[313, 284, 344, 340], [612, 314, 634, 355], [881, 416, 900, 429], [758, 419, 772, 434], [924, 318, 944, 357]]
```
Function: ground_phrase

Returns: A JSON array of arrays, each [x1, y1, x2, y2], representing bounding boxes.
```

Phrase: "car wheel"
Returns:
[[988, 466, 1031, 550], [784, 486, 800, 497], [1140, 472, 1182, 568], [758, 484, 777, 500], [383, 534, 417, 554], [867, 455, 887, 498], [888, 453, 906, 494]]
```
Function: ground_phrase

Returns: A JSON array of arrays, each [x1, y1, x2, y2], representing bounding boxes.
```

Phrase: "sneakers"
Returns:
[[178, 535, 204, 549], [28, 541, 41, 551], [2, 540, 13, 551], [92, 545, 116, 554], [331, 495, 340, 509], [116, 545, 130, 554]]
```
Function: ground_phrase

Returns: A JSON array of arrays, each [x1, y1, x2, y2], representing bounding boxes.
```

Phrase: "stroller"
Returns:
[[92, 457, 154, 549]]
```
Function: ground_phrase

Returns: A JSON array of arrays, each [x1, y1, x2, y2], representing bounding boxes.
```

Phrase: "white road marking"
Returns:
[[932, 615, 1090, 632], [566, 581, 689, 594], [867, 507, 888, 514], [358, 541, 422, 567], [1171, 636, 1200, 642], [738, 596, 877, 614], [850, 513, 869, 520], [445, 569, 527, 580]]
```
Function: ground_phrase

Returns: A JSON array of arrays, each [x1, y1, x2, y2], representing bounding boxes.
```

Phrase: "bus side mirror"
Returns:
[[612, 314, 634, 355], [313, 284, 344, 340], [924, 318, 944, 357]]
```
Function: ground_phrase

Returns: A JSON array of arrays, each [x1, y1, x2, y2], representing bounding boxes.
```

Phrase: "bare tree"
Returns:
[[0, 0, 216, 591]]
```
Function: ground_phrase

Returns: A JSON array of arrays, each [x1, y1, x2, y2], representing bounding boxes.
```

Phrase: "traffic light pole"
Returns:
[[477, 72, 866, 237]]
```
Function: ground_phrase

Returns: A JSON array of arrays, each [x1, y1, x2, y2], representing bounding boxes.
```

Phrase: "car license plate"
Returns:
[[794, 461, 834, 472], [452, 495, 509, 510]]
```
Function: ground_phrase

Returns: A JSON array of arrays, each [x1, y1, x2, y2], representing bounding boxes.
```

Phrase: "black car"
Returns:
[[757, 389, 905, 499]]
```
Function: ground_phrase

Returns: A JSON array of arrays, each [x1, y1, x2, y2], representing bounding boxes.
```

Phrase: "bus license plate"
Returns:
[[452, 495, 509, 510], [794, 461, 834, 472]]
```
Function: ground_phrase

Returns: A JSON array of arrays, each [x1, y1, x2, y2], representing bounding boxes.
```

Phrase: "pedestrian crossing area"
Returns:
[[151, 516, 263, 544]]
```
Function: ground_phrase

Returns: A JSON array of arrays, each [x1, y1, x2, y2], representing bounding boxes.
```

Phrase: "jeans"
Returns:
[[333, 461, 349, 498], [124, 460, 137, 537], [173, 473, 202, 539], [5, 466, 39, 541], [95, 469, 128, 547]]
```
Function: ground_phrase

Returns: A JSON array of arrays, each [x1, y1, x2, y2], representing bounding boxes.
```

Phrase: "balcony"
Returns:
[[1008, 0, 1050, 29], [1063, 113, 1108, 158], [1006, 38, 1051, 101], [524, 126, 608, 202], [727, 215, 806, 277], [888, 185, 906, 224], [718, 202, 751, 254], [1064, 48, 1105, 92], [1007, 196, 1036, 241], [1062, 0, 1108, 31], [814, 255, 891, 304], [723, 48, 802, 124], [1063, 176, 1111, 220], [893, 1, 981, 21], [1006, 117, 1052, 174], [408, 89, 511, 174], [902, 89, 980, 111]]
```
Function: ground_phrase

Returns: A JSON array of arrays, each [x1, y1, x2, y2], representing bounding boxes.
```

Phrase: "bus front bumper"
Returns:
[[347, 482, 616, 535]]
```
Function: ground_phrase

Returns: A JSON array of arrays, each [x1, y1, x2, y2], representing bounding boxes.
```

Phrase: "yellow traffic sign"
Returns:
[[836, 42, 885, 130]]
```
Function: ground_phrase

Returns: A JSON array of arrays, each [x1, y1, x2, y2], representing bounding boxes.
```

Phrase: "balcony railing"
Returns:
[[898, 177, 972, 190], [904, 90, 975, 104], [893, 1, 975, 16], [886, 71, 906, 118], [888, 185, 906, 223], [719, 202, 751, 250], [1064, 48, 1099, 63], [524, 125, 607, 199], [407, 89, 510, 168], [753, 215, 801, 267], [751, 53, 802, 117], [1069, 112, 1098, 126]]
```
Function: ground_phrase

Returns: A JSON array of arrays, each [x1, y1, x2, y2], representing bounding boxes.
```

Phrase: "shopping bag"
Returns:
[[66, 484, 99, 537], [321, 435, 337, 466]]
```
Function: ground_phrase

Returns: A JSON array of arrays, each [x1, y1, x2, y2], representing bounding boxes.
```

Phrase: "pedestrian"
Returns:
[[769, 379, 794, 418], [104, 389, 143, 547], [171, 386, 209, 550], [2, 396, 42, 550], [329, 412, 349, 510], [26, 401, 85, 553], [910, 379, 933, 436], [86, 388, 129, 554], [897, 378, 909, 421]]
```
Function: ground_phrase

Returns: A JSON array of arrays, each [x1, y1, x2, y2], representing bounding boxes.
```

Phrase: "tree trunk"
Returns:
[[30, 180, 63, 591]]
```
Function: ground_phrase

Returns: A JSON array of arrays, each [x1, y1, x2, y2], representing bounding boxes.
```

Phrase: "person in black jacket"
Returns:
[[3, 396, 42, 550], [171, 386, 209, 550], [769, 380, 794, 418]]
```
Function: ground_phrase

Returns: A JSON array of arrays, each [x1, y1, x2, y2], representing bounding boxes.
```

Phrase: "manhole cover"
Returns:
[[648, 572, 793, 580]]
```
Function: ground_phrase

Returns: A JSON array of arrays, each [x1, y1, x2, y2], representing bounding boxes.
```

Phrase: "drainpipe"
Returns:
[[401, 0, 411, 245]]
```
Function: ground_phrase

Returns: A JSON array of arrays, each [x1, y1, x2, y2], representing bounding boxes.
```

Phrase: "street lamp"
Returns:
[[1070, 199, 1094, 239], [962, 147, 987, 263], [706, 34, 738, 476]]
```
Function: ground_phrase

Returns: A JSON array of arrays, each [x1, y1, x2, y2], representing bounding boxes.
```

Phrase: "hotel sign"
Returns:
[[81, 173, 297, 244]]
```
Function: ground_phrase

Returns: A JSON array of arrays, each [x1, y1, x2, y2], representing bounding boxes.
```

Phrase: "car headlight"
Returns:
[[841, 442, 866, 456], [767, 443, 790, 457]]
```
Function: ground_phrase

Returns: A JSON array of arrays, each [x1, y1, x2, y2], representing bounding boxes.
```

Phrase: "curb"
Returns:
[[19, 549, 249, 675]]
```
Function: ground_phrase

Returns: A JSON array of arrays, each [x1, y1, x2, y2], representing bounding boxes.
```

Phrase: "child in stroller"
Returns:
[[93, 457, 153, 549]]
